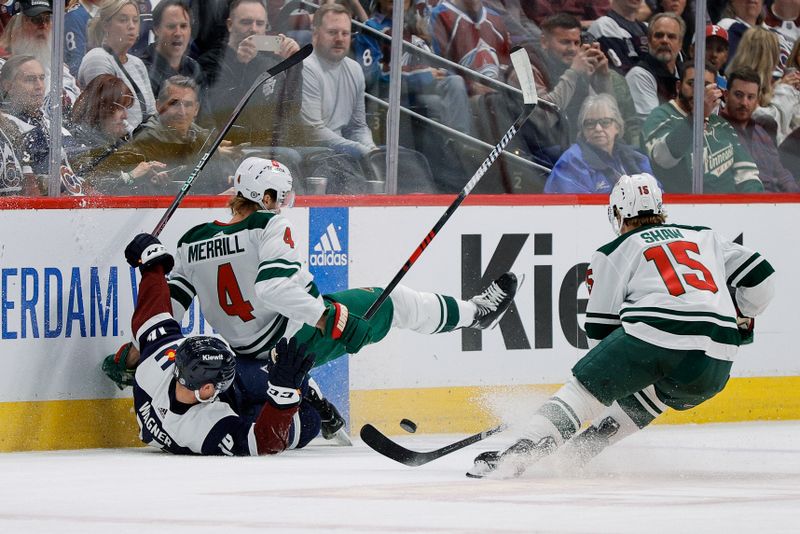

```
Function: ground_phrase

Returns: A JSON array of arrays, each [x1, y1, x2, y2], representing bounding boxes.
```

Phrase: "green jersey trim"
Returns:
[[177, 212, 276, 247], [168, 276, 196, 310], [621, 314, 741, 346], [597, 224, 711, 256], [232, 315, 288, 356]]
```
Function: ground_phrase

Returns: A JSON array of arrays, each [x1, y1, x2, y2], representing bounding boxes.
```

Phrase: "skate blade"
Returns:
[[328, 427, 353, 446]]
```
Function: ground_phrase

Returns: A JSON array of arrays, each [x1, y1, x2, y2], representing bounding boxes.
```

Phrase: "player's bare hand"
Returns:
[[237, 36, 258, 64], [277, 34, 299, 58], [703, 83, 722, 118]]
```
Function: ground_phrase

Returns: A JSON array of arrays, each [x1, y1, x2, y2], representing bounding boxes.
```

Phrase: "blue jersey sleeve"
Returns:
[[202, 415, 257, 456]]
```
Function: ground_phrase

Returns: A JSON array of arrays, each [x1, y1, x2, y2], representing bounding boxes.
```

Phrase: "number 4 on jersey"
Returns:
[[217, 263, 255, 321]]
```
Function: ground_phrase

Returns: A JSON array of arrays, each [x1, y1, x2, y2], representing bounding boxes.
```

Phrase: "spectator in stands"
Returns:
[[717, 0, 792, 71], [127, 75, 236, 193], [0, 113, 28, 196], [353, 0, 470, 134], [626, 12, 684, 120], [303, 4, 376, 158], [522, 0, 610, 28], [79, 0, 157, 134], [589, 0, 650, 75], [779, 127, 800, 181], [140, 0, 204, 103], [430, 0, 512, 95], [187, 0, 232, 86], [642, 63, 763, 192], [544, 93, 653, 193], [731, 27, 800, 145], [483, 0, 542, 55], [534, 14, 613, 142], [656, 0, 698, 56], [722, 66, 800, 191], [764, 0, 800, 51], [0, 1, 82, 115], [0, 54, 88, 194], [205, 0, 302, 146], [70, 73, 170, 194], [129, 0, 154, 58], [65, 0, 102, 77], [690, 24, 729, 89]]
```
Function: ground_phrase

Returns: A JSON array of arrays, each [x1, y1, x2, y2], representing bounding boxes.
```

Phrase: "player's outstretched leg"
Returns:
[[306, 377, 352, 446], [468, 272, 518, 329]]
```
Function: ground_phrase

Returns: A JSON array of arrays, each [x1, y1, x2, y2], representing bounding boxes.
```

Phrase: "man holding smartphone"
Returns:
[[204, 0, 302, 147]]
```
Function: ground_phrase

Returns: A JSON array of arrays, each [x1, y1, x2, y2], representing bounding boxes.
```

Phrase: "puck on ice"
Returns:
[[399, 419, 417, 433]]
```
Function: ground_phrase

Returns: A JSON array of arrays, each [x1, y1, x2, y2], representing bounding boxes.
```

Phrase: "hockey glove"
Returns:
[[324, 301, 373, 354], [101, 342, 136, 390], [728, 285, 754, 345], [266, 337, 316, 410], [125, 233, 174, 274]]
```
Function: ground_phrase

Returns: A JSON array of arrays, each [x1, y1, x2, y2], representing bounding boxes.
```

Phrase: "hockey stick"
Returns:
[[360, 423, 507, 467], [362, 47, 537, 320], [151, 43, 313, 237]]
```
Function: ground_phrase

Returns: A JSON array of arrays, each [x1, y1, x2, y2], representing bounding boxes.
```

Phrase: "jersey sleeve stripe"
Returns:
[[256, 266, 300, 282], [134, 312, 175, 343], [258, 259, 301, 269], [734, 259, 775, 288], [726, 252, 761, 286], [586, 312, 620, 321], [168, 280, 195, 310], [306, 281, 320, 298]]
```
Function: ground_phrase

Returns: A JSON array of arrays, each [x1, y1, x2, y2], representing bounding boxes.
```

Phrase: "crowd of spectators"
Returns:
[[0, 0, 799, 197]]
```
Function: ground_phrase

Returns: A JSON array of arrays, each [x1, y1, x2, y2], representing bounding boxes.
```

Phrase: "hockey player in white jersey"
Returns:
[[468, 173, 775, 478], [124, 233, 321, 456], [104, 157, 519, 441]]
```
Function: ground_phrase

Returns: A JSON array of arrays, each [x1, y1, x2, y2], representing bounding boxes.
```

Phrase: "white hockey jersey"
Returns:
[[169, 211, 326, 358], [584, 224, 775, 361]]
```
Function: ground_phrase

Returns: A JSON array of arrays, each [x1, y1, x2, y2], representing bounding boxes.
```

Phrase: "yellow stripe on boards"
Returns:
[[0, 398, 140, 452], [350, 376, 800, 436], [0, 376, 798, 451]]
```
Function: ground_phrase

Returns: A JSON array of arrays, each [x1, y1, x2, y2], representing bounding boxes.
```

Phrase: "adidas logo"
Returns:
[[310, 224, 347, 266], [157, 407, 168, 418]]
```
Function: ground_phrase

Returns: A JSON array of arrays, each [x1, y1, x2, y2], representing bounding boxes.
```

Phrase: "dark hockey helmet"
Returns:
[[174, 336, 236, 394]]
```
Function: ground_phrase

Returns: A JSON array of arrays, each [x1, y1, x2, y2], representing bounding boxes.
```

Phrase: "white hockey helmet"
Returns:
[[608, 173, 664, 235], [234, 157, 295, 211]]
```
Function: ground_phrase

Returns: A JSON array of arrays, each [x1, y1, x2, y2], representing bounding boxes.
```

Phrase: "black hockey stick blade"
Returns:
[[151, 43, 313, 237], [360, 423, 506, 467]]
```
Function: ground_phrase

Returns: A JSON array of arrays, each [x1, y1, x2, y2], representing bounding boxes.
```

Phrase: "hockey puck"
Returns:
[[399, 419, 417, 433]]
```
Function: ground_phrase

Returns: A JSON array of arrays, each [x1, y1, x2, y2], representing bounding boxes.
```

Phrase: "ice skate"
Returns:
[[466, 436, 557, 479], [469, 272, 518, 329], [306, 379, 352, 446]]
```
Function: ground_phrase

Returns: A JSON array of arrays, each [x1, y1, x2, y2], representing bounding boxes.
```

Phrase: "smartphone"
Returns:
[[250, 34, 284, 53]]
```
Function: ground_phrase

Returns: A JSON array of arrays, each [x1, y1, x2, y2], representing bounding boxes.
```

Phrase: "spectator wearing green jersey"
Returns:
[[642, 62, 763, 193]]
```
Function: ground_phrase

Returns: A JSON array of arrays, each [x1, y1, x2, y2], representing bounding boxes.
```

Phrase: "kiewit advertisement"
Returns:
[[307, 208, 350, 423]]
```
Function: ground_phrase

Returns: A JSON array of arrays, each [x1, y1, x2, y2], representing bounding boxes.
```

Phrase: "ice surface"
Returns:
[[0, 421, 798, 533]]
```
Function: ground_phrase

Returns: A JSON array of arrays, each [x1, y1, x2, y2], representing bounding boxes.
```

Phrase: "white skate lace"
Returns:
[[473, 282, 506, 315]]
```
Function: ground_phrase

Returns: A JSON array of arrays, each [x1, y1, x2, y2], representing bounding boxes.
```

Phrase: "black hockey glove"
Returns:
[[323, 301, 373, 354], [728, 285, 754, 345], [266, 337, 316, 409], [125, 233, 174, 274]]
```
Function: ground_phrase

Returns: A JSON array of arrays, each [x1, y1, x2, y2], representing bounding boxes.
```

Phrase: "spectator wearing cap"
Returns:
[[690, 24, 730, 90], [588, 0, 650, 75], [626, 12, 684, 120], [0, 0, 82, 114], [721, 66, 799, 191]]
